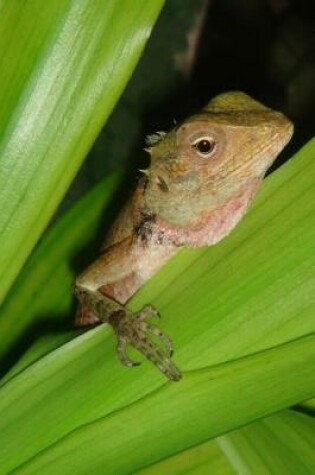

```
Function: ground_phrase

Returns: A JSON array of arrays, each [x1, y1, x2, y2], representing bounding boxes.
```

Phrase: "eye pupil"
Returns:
[[198, 140, 211, 153], [194, 138, 215, 156]]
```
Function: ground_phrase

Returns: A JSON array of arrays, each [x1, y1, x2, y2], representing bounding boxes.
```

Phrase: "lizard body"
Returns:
[[75, 91, 293, 381]]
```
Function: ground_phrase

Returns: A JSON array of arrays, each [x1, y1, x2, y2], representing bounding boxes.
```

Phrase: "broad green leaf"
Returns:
[[0, 172, 121, 363], [0, 140, 314, 472], [138, 410, 315, 475], [218, 410, 315, 474], [0, 0, 164, 303], [137, 440, 234, 475], [7, 334, 315, 474]]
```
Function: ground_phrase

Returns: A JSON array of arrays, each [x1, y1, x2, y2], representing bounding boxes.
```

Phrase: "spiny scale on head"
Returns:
[[145, 131, 167, 147]]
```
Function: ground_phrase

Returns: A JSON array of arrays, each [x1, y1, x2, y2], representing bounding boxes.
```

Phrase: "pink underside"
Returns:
[[155, 178, 260, 247], [106, 180, 260, 304]]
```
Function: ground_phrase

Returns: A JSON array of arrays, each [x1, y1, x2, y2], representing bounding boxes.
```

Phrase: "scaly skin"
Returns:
[[75, 91, 293, 381]]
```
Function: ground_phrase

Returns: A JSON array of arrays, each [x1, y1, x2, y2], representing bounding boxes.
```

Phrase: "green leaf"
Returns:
[[138, 439, 233, 475], [0, 140, 314, 473], [218, 410, 315, 474], [0, 172, 121, 363], [138, 410, 315, 474], [0, 0, 164, 303], [5, 334, 315, 474], [137, 439, 234, 475], [300, 399, 315, 414]]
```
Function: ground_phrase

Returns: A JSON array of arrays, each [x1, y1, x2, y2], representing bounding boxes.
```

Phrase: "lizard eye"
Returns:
[[192, 137, 216, 158]]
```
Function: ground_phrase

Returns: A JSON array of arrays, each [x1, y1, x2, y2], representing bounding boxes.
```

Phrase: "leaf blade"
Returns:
[[0, 141, 315, 471], [11, 334, 315, 474], [0, 0, 164, 301]]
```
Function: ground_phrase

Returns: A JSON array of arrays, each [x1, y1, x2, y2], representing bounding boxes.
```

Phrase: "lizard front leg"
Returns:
[[75, 238, 181, 381]]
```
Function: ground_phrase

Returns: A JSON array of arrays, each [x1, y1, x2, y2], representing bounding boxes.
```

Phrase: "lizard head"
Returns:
[[144, 91, 293, 226]]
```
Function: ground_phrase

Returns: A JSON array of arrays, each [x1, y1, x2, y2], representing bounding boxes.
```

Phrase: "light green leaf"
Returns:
[[138, 410, 315, 475], [7, 334, 315, 474], [137, 439, 234, 475], [0, 0, 164, 302], [218, 410, 315, 474], [0, 140, 314, 473]]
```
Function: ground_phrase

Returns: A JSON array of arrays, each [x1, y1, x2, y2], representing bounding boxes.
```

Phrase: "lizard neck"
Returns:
[[154, 177, 261, 248]]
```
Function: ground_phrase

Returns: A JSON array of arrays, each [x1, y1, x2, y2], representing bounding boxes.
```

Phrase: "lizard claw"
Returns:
[[116, 337, 140, 367], [110, 307, 181, 381], [134, 304, 161, 320]]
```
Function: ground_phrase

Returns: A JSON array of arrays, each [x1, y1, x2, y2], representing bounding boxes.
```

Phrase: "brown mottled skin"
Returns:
[[75, 91, 293, 381]]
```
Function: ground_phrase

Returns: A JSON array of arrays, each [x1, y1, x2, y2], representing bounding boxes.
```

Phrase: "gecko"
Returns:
[[74, 91, 293, 381]]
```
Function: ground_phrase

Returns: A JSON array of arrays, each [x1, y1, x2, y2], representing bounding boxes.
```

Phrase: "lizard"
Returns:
[[74, 91, 293, 382]]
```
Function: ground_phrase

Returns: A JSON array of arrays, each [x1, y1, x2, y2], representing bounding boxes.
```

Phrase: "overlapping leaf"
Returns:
[[0, 141, 314, 473], [0, 0, 164, 303]]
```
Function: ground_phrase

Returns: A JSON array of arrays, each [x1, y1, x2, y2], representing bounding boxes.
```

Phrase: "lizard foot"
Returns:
[[109, 305, 182, 381]]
